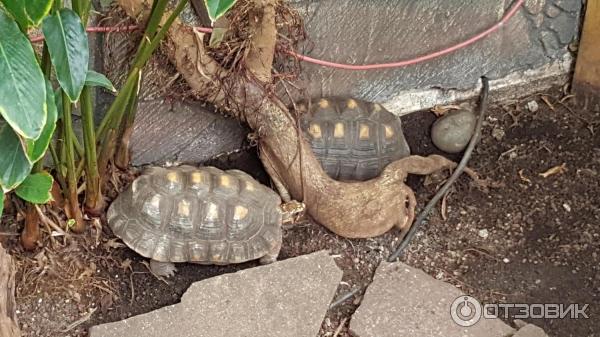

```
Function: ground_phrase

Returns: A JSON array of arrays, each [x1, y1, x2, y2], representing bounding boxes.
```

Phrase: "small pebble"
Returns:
[[492, 128, 505, 141], [503, 258, 510, 263], [526, 100, 539, 112], [478, 229, 489, 238], [562, 203, 571, 212]]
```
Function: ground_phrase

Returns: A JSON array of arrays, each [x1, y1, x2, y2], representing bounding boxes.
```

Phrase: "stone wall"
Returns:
[[289, 0, 582, 113], [95, 0, 584, 165]]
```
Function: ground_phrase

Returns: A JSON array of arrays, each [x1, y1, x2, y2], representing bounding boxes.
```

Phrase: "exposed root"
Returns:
[[118, 0, 476, 238], [21, 205, 40, 250]]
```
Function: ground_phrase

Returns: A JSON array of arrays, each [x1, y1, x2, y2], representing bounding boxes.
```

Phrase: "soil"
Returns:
[[1, 89, 599, 337]]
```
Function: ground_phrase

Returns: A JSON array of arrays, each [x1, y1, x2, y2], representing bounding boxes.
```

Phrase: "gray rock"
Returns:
[[349, 262, 515, 337], [524, 0, 546, 15], [514, 324, 548, 337], [513, 319, 528, 328], [90, 251, 343, 337], [431, 109, 477, 153], [547, 10, 579, 44], [130, 100, 248, 166], [540, 30, 561, 55], [553, 0, 580, 12], [545, 4, 562, 18]]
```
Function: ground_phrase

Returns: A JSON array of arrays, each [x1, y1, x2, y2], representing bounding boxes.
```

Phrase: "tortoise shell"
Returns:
[[299, 97, 411, 181], [107, 166, 283, 264]]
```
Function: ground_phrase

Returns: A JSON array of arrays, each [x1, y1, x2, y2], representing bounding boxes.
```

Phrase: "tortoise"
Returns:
[[107, 166, 304, 277], [298, 97, 411, 181]]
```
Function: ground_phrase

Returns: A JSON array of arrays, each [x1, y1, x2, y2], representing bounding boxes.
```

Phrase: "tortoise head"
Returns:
[[280, 200, 306, 224]]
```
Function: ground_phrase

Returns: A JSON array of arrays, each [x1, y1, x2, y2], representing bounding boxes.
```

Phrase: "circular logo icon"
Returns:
[[450, 295, 482, 327]]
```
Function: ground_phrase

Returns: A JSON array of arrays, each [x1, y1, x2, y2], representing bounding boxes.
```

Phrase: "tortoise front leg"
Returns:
[[259, 237, 282, 265], [149, 259, 178, 277]]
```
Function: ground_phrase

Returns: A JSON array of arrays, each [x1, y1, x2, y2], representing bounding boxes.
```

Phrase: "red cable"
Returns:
[[28, 0, 523, 70], [285, 0, 524, 70]]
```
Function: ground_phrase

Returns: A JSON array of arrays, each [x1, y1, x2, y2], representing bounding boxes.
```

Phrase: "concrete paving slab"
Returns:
[[349, 262, 516, 337], [129, 99, 247, 166], [90, 251, 342, 337], [514, 324, 548, 337]]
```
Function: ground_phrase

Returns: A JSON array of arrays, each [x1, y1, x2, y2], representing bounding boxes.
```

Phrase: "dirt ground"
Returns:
[[1, 88, 599, 337]]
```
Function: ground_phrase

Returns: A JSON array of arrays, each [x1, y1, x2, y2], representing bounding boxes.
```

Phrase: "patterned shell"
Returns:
[[300, 97, 411, 181], [107, 166, 283, 264]]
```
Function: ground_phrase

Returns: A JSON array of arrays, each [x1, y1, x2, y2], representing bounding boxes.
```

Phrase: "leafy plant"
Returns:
[[204, 0, 237, 21], [0, 0, 188, 247]]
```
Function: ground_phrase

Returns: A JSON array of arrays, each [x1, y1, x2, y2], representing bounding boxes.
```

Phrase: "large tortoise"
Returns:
[[299, 97, 411, 181], [107, 166, 303, 277]]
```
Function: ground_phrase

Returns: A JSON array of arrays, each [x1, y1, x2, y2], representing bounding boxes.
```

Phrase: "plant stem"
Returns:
[[96, 0, 188, 143], [135, 0, 189, 70], [48, 143, 67, 190], [96, 69, 140, 142], [80, 87, 103, 215], [61, 92, 84, 232], [111, 0, 189, 169], [98, 76, 139, 175], [21, 42, 54, 249], [21, 160, 44, 250], [21, 203, 39, 250], [72, 0, 91, 25], [73, 0, 104, 216], [114, 83, 140, 169], [71, 127, 84, 158]]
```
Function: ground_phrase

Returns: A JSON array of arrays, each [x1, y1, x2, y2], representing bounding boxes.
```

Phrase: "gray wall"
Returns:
[[289, 0, 581, 104]]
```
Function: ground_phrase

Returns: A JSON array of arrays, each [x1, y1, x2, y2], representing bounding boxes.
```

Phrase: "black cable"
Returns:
[[387, 76, 490, 262], [327, 77, 490, 310]]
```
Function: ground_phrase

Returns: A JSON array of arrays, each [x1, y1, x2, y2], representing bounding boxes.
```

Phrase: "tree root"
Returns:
[[0, 245, 20, 337], [118, 0, 477, 238], [21, 204, 39, 250]]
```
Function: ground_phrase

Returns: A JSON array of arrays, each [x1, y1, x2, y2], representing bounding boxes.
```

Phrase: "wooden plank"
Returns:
[[573, 0, 600, 108]]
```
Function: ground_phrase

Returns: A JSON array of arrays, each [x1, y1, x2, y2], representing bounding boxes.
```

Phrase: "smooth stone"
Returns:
[[431, 108, 477, 153]]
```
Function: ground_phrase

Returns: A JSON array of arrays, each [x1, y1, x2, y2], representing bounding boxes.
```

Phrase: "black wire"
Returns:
[[387, 76, 490, 262], [327, 77, 490, 310]]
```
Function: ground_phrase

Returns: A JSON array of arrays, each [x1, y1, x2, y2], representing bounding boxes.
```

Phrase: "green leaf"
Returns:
[[204, 0, 237, 21], [0, 123, 32, 190], [0, 192, 4, 218], [42, 9, 89, 102], [15, 172, 53, 204], [0, 0, 29, 29], [85, 70, 116, 92], [0, 0, 53, 28], [27, 81, 58, 163], [209, 27, 227, 47], [0, 10, 47, 140], [25, 0, 53, 26]]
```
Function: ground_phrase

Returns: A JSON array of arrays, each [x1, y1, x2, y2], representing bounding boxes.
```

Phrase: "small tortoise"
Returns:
[[299, 97, 411, 181], [107, 166, 303, 277]]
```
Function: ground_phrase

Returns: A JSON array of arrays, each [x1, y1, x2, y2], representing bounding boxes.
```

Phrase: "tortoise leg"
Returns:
[[149, 259, 177, 277], [259, 239, 282, 264], [395, 187, 416, 241]]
